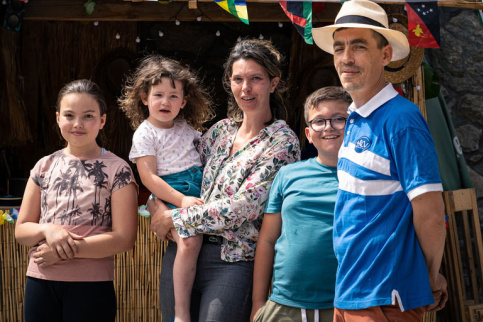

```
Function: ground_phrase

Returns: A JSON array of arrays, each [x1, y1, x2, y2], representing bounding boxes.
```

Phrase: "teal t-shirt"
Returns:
[[265, 158, 338, 310]]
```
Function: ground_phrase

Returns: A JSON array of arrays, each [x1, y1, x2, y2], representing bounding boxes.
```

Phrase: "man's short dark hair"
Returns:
[[372, 30, 389, 49]]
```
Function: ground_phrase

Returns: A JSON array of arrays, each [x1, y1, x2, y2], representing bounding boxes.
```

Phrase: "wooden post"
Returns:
[[188, 0, 197, 9]]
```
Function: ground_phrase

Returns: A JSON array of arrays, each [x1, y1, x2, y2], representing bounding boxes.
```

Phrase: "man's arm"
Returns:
[[412, 190, 448, 311], [250, 212, 282, 322]]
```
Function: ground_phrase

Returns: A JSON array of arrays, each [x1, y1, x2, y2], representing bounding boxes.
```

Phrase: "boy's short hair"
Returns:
[[304, 86, 352, 124]]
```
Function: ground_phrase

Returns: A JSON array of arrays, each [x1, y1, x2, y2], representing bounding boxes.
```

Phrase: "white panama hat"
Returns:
[[312, 0, 410, 61]]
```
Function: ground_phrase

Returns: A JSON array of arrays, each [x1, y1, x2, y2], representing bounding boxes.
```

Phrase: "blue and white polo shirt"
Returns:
[[333, 84, 443, 311]]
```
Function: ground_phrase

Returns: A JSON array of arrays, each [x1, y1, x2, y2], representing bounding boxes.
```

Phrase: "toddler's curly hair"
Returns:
[[119, 55, 214, 131]]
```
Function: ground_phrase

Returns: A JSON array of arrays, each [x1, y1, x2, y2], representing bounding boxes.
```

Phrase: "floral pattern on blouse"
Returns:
[[171, 119, 300, 262]]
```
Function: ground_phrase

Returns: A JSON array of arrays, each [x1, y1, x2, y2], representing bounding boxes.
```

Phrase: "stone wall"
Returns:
[[426, 7, 483, 218]]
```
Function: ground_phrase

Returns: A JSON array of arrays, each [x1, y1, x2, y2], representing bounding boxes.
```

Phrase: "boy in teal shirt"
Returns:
[[251, 87, 351, 322]]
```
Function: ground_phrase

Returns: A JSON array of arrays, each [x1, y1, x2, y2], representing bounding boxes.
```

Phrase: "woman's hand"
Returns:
[[43, 224, 83, 260], [148, 197, 175, 241], [33, 243, 61, 267]]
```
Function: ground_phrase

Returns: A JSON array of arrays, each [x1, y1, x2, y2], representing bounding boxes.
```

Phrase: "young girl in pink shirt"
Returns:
[[16, 79, 138, 322]]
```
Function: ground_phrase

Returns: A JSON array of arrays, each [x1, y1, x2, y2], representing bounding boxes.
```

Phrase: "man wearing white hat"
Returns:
[[312, 0, 447, 320]]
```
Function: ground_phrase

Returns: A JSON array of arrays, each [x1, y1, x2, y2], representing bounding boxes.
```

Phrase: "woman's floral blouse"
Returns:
[[171, 118, 300, 262]]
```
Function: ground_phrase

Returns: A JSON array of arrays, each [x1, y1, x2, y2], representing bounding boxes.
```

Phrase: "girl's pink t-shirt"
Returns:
[[27, 149, 136, 282]]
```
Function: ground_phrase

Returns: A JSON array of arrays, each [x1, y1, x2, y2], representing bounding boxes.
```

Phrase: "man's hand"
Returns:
[[148, 197, 174, 240], [426, 273, 448, 312]]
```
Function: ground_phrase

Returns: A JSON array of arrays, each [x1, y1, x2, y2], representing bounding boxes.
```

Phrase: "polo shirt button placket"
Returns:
[[347, 117, 354, 135]]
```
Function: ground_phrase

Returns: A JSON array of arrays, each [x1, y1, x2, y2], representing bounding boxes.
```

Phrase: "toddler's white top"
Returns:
[[129, 119, 202, 176]]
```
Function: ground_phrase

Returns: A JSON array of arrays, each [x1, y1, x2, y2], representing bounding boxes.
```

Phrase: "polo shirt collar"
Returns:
[[348, 84, 398, 118]]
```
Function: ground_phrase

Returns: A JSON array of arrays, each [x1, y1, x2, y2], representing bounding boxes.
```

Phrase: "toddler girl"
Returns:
[[119, 55, 214, 322]]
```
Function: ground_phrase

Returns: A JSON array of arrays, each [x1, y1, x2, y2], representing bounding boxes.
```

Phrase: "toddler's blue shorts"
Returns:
[[152, 166, 203, 209]]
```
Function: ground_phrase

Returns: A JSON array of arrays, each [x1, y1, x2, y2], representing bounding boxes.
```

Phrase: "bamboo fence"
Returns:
[[114, 216, 165, 322], [0, 216, 29, 321], [0, 214, 166, 322]]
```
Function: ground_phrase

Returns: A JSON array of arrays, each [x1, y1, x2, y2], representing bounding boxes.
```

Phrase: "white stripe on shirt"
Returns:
[[407, 183, 443, 201], [339, 170, 443, 199], [338, 170, 403, 196], [339, 143, 391, 176]]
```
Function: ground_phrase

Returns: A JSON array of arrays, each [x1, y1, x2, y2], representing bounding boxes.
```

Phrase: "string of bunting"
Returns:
[[76, 0, 288, 44], [74, 0, 483, 44], [4, 1, 481, 44]]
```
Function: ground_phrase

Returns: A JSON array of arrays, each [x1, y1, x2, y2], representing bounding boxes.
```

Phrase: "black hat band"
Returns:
[[336, 15, 387, 29]]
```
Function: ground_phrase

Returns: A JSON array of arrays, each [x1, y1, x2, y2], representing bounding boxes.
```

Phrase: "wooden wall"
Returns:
[[0, 20, 138, 195], [1, 19, 321, 193]]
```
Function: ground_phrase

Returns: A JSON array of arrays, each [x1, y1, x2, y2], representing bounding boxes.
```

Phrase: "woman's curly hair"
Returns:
[[119, 55, 214, 131], [222, 39, 287, 124]]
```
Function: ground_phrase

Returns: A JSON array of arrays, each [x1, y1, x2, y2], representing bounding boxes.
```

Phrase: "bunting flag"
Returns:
[[214, 0, 249, 25], [405, 1, 440, 48], [279, 1, 313, 44]]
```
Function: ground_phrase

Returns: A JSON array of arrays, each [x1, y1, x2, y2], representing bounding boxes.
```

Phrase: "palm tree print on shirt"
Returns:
[[85, 160, 108, 206], [37, 153, 132, 226], [33, 151, 133, 227]]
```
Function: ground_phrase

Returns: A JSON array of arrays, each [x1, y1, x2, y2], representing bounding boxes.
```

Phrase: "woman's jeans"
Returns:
[[160, 240, 254, 321]]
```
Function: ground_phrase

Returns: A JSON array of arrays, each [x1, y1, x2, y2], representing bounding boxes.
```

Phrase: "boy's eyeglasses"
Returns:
[[307, 117, 347, 132]]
